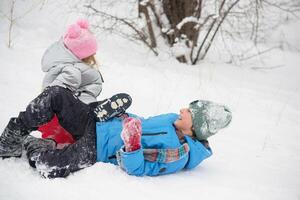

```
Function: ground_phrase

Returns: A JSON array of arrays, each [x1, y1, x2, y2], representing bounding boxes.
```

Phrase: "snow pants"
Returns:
[[19, 86, 97, 178]]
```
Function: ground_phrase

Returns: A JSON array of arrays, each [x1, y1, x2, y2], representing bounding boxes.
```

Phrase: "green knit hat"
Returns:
[[189, 100, 232, 140]]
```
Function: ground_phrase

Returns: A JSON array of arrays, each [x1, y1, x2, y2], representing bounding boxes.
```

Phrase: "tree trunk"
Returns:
[[160, 0, 201, 62]]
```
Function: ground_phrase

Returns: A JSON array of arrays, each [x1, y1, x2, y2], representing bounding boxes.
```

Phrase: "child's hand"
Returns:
[[121, 117, 142, 152]]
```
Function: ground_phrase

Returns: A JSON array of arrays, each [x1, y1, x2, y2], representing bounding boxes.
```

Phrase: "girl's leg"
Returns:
[[0, 86, 92, 158], [19, 86, 93, 140]]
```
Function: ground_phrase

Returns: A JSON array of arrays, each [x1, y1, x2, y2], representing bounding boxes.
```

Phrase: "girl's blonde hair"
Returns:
[[82, 54, 99, 70]]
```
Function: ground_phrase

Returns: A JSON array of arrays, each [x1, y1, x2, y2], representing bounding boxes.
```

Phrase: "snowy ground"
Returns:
[[0, 2, 300, 200]]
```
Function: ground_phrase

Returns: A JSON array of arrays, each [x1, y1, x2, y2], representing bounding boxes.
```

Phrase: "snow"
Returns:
[[176, 16, 199, 30], [0, 1, 300, 200]]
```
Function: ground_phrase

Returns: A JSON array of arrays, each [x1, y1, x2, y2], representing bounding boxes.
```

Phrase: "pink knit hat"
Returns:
[[63, 19, 97, 59]]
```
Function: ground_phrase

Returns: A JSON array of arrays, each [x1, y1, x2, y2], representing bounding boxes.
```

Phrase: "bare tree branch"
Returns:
[[239, 45, 279, 61], [192, 0, 227, 64], [85, 4, 158, 55], [8, 0, 16, 48], [262, 0, 300, 17], [200, 0, 241, 60]]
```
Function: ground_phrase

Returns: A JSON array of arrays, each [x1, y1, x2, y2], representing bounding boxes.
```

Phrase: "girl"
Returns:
[[0, 86, 232, 178], [42, 18, 103, 104], [38, 19, 104, 145]]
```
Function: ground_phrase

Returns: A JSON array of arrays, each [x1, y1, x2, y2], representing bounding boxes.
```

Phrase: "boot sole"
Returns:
[[95, 93, 132, 121]]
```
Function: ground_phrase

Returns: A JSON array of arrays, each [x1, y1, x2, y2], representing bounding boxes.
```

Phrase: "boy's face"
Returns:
[[174, 108, 193, 136]]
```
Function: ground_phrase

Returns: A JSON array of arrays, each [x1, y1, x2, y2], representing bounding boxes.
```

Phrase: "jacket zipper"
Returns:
[[142, 132, 167, 136], [108, 155, 117, 159]]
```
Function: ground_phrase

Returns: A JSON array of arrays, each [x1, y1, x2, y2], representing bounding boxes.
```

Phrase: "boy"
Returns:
[[0, 86, 231, 178]]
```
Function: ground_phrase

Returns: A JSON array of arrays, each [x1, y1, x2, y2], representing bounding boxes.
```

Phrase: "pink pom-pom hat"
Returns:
[[63, 19, 97, 59]]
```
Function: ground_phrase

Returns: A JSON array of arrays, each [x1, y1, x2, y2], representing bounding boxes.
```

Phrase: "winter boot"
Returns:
[[93, 93, 132, 122], [0, 118, 30, 158], [121, 117, 142, 152], [23, 136, 56, 168]]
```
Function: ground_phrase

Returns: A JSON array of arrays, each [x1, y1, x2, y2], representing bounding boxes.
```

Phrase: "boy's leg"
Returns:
[[25, 118, 96, 178]]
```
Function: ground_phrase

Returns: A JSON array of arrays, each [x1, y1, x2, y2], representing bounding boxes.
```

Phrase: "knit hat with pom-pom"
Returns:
[[63, 19, 97, 59]]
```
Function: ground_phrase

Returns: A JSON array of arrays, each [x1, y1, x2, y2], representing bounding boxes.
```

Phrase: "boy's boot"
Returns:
[[93, 93, 132, 122]]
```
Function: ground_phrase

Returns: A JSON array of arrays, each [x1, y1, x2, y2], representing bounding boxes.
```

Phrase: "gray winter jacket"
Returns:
[[41, 39, 103, 104]]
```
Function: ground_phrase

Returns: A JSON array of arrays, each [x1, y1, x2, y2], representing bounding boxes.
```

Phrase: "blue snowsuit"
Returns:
[[96, 113, 212, 176]]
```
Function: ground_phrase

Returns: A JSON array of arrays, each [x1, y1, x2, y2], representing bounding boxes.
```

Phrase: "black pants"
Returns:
[[19, 86, 97, 178]]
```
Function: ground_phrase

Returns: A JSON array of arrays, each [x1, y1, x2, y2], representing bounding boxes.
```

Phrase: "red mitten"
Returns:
[[121, 117, 142, 152]]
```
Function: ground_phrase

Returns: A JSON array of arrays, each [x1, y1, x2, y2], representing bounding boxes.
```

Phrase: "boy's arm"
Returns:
[[117, 148, 160, 176], [117, 147, 189, 176], [184, 136, 212, 169]]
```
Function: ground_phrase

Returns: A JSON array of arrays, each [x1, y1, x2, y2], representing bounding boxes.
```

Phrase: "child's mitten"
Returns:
[[121, 117, 142, 152]]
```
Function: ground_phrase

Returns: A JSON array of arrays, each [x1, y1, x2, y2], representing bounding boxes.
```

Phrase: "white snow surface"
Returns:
[[0, 1, 300, 200]]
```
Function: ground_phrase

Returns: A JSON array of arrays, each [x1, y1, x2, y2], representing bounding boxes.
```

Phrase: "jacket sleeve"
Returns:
[[116, 147, 188, 176], [78, 71, 103, 98], [184, 136, 212, 169], [50, 65, 81, 92], [82, 81, 102, 97]]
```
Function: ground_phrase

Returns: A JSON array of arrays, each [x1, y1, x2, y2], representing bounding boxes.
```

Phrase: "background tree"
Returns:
[[0, 0, 46, 48], [79, 0, 299, 65]]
